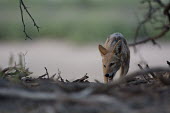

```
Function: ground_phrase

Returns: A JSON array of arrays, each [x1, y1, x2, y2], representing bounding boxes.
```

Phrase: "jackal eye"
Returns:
[[103, 65, 106, 68], [109, 63, 115, 67]]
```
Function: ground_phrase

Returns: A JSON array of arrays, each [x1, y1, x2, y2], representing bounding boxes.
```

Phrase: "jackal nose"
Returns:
[[105, 74, 109, 77]]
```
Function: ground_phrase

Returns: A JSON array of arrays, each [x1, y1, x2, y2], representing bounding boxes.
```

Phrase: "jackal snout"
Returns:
[[105, 73, 115, 81]]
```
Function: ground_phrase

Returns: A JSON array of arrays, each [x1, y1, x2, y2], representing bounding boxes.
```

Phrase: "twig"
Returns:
[[38, 73, 47, 79], [138, 64, 150, 82], [145, 64, 156, 78], [94, 79, 101, 83], [19, 0, 40, 40], [44, 67, 49, 79], [38, 67, 49, 79], [1, 67, 13, 74], [73, 73, 89, 82], [57, 69, 64, 82], [50, 73, 57, 79], [66, 79, 70, 83]]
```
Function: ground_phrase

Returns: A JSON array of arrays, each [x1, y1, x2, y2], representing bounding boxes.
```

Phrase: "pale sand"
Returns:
[[0, 40, 169, 82]]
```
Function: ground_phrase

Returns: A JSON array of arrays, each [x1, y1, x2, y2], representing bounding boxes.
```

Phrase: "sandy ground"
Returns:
[[0, 40, 169, 82]]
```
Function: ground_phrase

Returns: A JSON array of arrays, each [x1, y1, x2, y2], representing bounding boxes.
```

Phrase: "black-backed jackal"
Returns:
[[98, 33, 130, 83]]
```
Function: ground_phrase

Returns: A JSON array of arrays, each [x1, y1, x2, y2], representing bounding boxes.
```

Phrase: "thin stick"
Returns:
[[73, 73, 88, 82], [57, 69, 64, 82], [145, 64, 156, 78], [44, 67, 49, 79], [138, 64, 150, 82], [19, 0, 40, 40]]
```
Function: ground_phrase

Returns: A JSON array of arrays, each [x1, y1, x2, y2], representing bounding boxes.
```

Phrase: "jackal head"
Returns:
[[98, 40, 122, 82]]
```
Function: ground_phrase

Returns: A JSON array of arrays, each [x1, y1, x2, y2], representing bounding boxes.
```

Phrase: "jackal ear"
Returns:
[[98, 45, 108, 56], [113, 40, 122, 55]]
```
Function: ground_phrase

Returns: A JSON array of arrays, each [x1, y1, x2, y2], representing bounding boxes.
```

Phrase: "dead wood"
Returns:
[[1, 65, 170, 113], [111, 67, 170, 85], [73, 73, 89, 83]]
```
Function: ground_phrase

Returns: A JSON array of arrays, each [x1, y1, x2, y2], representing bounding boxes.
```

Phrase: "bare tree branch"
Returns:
[[130, 0, 170, 47], [19, 0, 40, 40], [129, 26, 169, 46]]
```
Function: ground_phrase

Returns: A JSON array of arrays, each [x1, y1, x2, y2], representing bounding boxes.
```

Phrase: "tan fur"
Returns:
[[98, 33, 130, 83]]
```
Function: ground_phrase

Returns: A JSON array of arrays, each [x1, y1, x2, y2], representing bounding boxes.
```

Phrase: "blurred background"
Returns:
[[0, 0, 169, 81], [0, 0, 140, 41]]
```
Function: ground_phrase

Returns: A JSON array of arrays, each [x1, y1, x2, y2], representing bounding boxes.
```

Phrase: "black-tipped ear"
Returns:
[[98, 45, 108, 56], [113, 40, 122, 55]]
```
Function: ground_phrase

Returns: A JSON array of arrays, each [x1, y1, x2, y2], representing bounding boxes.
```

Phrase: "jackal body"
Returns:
[[98, 33, 130, 83]]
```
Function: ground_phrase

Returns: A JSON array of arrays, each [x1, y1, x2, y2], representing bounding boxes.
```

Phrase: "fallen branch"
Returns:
[[111, 67, 170, 85], [73, 73, 89, 82]]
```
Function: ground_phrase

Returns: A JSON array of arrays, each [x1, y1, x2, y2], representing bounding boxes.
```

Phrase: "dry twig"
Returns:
[[57, 69, 64, 82], [19, 0, 39, 40], [145, 64, 156, 78], [138, 64, 150, 82], [73, 73, 89, 82]]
